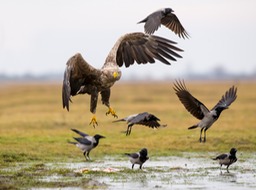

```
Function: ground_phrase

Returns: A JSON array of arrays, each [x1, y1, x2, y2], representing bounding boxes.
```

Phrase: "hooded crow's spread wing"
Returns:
[[134, 112, 161, 128], [211, 86, 237, 111], [62, 53, 101, 111], [71, 129, 89, 137], [173, 80, 209, 120], [73, 137, 92, 146], [114, 112, 161, 128], [138, 8, 189, 38], [138, 120, 161, 128], [161, 11, 189, 39]]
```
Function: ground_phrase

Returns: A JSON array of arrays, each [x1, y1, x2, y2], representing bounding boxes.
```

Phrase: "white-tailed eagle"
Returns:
[[62, 32, 183, 127]]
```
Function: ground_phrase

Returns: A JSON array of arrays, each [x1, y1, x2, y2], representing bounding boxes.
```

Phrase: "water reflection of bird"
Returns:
[[113, 112, 166, 136], [125, 148, 149, 169], [173, 80, 237, 142], [68, 129, 105, 161], [138, 8, 189, 38], [213, 148, 237, 173], [62, 32, 183, 128]]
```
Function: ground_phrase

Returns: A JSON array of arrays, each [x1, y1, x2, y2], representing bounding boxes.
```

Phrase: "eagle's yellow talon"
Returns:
[[89, 115, 98, 128], [106, 107, 118, 118]]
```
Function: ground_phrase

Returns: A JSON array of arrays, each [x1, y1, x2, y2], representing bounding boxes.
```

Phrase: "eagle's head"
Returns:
[[113, 70, 121, 80], [101, 66, 122, 85]]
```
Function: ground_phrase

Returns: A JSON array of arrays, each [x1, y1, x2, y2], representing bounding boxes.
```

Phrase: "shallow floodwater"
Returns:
[[36, 153, 256, 190]]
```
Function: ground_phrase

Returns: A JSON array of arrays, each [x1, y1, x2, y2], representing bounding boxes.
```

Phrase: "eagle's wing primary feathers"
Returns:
[[105, 32, 183, 68], [62, 53, 101, 111]]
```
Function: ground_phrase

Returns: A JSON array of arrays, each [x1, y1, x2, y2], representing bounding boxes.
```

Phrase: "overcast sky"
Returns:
[[0, 0, 256, 79]]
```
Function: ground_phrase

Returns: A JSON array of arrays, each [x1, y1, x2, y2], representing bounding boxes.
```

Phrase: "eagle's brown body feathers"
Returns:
[[62, 32, 183, 126]]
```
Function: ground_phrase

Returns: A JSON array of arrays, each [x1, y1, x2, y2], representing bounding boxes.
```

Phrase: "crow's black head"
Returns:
[[94, 134, 105, 141], [139, 148, 149, 163], [139, 148, 148, 157], [230, 148, 237, 155], [164, 8, 174, 15]]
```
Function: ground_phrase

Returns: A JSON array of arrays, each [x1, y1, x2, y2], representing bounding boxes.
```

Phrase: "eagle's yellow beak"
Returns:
[[113, 71, 119, 78]]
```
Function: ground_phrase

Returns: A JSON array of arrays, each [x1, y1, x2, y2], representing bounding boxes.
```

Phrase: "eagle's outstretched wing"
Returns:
[[62, 53, 101, 111], [104, 32, 183, 68]]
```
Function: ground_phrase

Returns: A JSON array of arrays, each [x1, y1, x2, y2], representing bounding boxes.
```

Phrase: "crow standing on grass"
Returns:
[[113, 112, 166, 136], [125, 148, 149, 169], [138, 8, 189, 39], [68, 129, 105, 161], [213, 148, 237, 173], [173, 80, 237, 142]]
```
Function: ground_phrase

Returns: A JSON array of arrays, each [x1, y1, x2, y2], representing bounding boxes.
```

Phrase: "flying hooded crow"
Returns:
[[173, 80, 237, 142], [213, 148, 237, 173], [68, 129, 105, 160], [125, 148, 149, 169], [113, 112, 166, 136], [62, 32, 183, 128], [138, 8, 189, 38]]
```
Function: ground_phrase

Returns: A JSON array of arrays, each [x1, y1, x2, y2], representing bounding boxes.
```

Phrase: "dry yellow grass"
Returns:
[[0, 80, 255, 161]]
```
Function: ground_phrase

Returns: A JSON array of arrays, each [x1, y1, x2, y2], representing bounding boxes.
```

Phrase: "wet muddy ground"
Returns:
[[31, 152, 256, 190]]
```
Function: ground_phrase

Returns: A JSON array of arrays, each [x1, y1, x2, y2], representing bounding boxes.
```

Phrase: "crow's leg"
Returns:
[[126, 126, 132, 136], [226, 165, 230, 173], [83, 151, 89, 161], [203, 128, 208, 142], [87, 151, 91, 161], [199, 128, 204, 142]]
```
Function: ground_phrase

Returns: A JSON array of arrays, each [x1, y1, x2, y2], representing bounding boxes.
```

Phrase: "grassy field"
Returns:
[[0, 80, 255, 163], [0, 80, 256, 189]]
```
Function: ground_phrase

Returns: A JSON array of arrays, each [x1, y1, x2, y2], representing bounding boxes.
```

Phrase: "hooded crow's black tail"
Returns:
[[67, 141, 76, 145], [113, 118, 127, 123], [137, 17, 147, 24], [188, 124, 198, 130]]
